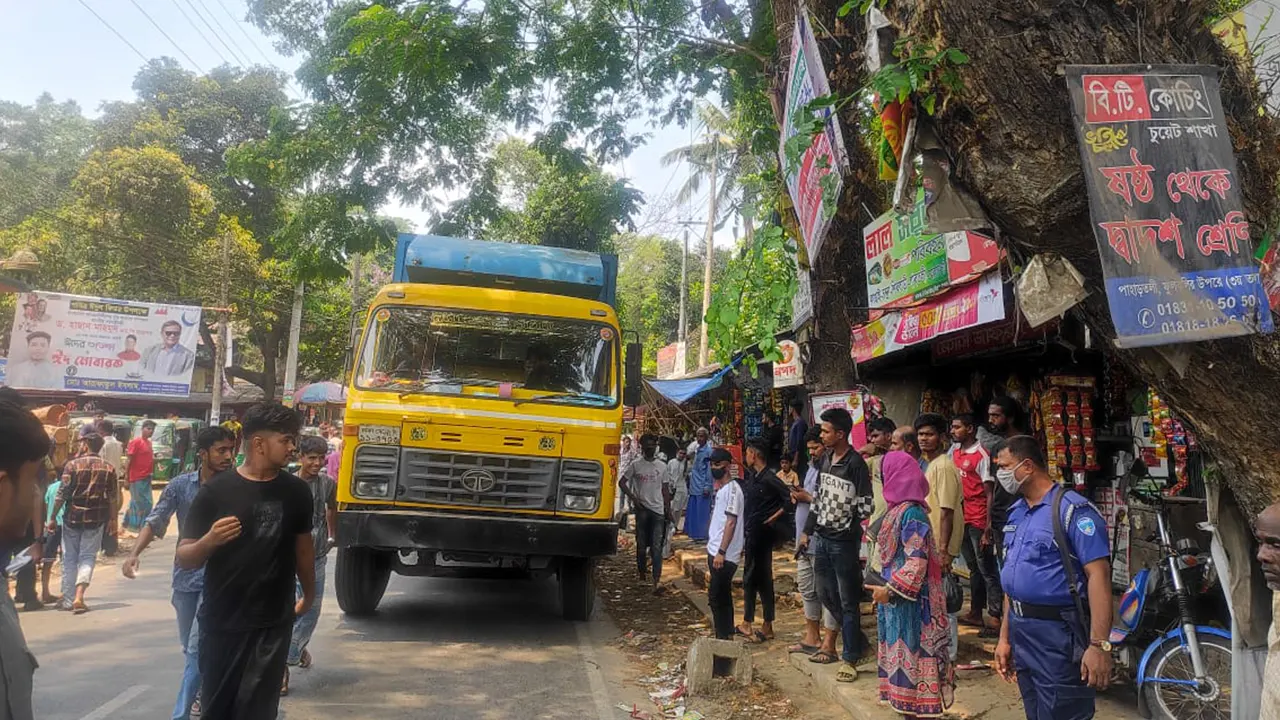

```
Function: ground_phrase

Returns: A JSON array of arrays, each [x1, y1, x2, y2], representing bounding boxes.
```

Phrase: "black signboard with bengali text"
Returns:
[[1065, 64, 1272, 347]]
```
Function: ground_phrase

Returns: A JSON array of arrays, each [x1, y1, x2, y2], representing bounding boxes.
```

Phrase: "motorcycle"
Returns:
[[1108, 484, 1231, 719]]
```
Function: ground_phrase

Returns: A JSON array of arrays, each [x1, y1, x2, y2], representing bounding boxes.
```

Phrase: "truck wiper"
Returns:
[[396, 376, 503, 398], [512, 391, 613, 407]]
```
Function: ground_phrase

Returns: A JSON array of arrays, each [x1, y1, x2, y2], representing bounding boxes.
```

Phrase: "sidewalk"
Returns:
[[662, 536, 1136, 720]]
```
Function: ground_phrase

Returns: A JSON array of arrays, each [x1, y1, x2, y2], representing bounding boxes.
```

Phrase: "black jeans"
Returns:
[[813, 533, 866, 663], [635, 506, 666, 583], [200, 622, 291, 720], [960, 524, 1003, 618], [707, 555, 738, 640], [742, 524, 776, 624]]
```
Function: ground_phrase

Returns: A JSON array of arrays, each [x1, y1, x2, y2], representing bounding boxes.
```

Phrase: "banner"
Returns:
[[779, 11, 848, 263], [772, 339, 804, 388], [6, 291, 202, 396], [852, 272, 1005, 363], [931, 318, 1057, 362], [864, 188, 1001, 309], [792, 267, 814, 330], [1065, 65, 1273, 347], [656, 342, 679, 379], [809, 390, 867, 449]]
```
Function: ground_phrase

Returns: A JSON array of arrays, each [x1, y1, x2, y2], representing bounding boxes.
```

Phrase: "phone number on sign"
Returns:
[[1153, 293, 1261, 334]]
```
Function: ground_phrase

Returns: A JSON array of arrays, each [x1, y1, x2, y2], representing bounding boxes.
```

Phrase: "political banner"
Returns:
[[779, 11, 849, 263], [852, 272, 1005, 363], [864, 188, 1001, 309], [1065, 65, 1273, 347], [6, 291, 202, 396], [809, 390, 868, 449]]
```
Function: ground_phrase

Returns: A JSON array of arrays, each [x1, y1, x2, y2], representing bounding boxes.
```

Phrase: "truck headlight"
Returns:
[[352, 445, 398, 499], [559, 459, 602, 514], [563, 493, 598, 512]]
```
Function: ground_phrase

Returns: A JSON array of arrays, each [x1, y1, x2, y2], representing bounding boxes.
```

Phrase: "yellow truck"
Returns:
[[335, 234, 638, 620]]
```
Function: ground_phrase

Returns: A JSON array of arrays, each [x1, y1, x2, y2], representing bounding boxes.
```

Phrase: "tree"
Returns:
[[0, 94, 94, 225], [431, 138, 642, 252], [661, 102, 766, 231]]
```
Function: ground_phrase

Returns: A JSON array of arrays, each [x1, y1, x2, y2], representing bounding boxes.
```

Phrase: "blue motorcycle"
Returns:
[[1109, 486, 1231, 719]]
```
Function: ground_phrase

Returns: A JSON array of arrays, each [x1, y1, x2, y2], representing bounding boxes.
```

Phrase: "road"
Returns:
[[22, 543, 647, 720]]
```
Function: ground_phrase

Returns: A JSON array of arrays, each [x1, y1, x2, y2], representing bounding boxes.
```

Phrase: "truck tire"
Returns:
[[559, 557, 596, 621], [336, 547, 392, 617]]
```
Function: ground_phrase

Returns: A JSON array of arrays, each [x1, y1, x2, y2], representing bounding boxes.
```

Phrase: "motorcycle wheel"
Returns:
[[1141, 633, 1232, 720]]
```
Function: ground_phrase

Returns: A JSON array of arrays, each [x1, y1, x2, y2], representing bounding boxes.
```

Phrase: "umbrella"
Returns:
[[295, 381, 347, 404]]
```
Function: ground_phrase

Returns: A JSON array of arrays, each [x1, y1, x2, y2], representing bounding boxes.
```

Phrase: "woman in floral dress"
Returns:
[[871, 451, 955, 718]]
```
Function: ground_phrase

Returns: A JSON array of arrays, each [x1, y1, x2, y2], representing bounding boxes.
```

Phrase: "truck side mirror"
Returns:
[[343, 310, 363, 384], [624, 342, 642, 407]]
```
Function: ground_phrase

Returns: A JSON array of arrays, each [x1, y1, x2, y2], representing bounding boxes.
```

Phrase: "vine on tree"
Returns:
[[704, 222, 798, 375]]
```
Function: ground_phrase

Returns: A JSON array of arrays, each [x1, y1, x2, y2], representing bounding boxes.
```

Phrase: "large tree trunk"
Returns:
[[792, 0, 1280, 512]]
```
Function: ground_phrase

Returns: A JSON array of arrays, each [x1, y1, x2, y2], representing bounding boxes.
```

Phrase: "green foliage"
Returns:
[[704, 223, 796, 375], [869, 38, 969, 116], [0, 94, 94, 225], [838, 0, 888, 18]]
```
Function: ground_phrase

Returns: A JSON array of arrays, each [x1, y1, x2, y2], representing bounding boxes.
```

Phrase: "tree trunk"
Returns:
[[793, 0, 1280, 511]]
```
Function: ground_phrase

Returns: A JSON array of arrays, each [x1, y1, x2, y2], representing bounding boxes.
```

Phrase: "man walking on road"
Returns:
[[48, 433, 118, 614], [284, 435, 337, 693], [619, 434, 670, 593], [123, 425, 236, 720], [994, 435, 1112, 720], [178, 403, 316, 720], [122, 420, 156, 537], [737, 438, 791, 643], [0, 398, 52, 720], [800, 407, 873, 681]]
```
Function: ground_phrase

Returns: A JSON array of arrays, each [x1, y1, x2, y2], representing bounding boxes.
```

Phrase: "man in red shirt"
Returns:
[[951, 413, 1003, 637], [121, 420, 156, 537]]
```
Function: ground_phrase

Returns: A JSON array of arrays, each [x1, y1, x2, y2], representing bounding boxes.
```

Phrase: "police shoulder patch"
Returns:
[[1076, 516, 1097, 537]]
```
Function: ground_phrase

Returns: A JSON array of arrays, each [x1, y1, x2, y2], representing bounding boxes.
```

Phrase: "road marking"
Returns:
[[575, 615, 615, 720], [78, 685, 149, 720]]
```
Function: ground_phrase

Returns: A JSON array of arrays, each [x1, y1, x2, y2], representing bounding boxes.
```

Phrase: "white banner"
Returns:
[[6, 291, 202, 397]]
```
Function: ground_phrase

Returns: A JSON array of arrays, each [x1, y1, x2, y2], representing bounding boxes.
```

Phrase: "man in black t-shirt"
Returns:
[[177, 403, 315, 720]]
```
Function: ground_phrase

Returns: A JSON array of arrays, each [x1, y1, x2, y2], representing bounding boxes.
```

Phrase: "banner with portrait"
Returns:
[[6, 291, 202, 396]]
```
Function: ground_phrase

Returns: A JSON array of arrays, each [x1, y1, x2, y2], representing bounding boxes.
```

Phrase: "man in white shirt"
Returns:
[[663, 447, 689, 559], [619, 434, 670, 593], [6, 332, 62, 390], [706, 448, 744, 640]]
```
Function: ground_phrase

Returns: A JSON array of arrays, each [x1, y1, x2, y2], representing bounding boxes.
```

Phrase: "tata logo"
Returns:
[[459, 469, 497, 494]]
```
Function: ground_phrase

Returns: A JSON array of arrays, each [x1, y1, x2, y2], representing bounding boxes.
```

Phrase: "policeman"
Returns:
[[992, 435, 1113, 720]]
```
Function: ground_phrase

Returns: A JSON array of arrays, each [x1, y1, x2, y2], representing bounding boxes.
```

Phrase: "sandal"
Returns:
[[72, 601, 89, 615], [836, 662, 858, 682], [788, 643, 820, 655], [809, 650, 839, 664], [299, 649, 312, 669], [280, 668, 289, 696]]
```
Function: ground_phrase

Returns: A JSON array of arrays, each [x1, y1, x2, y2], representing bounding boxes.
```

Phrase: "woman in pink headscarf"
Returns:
[[871, 451, 954, 718]]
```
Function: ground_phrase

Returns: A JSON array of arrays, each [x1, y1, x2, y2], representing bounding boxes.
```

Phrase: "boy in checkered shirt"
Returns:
[[797, 407, 873, 680]]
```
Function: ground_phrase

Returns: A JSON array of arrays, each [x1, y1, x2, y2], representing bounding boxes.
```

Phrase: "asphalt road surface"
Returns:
[[22, 543, 645, 720]]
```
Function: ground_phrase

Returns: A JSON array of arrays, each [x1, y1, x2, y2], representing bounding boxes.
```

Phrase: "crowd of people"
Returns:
[[626, 396, 1118, 720], [0, 393, 338, 720]]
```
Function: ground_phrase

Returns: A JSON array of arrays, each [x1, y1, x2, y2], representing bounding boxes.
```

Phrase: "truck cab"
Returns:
[[335, 234, 635, 620]]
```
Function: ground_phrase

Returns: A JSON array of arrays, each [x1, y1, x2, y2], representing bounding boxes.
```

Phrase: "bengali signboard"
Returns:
[[808, 390, 867, 449], [792, 267, 814, 330], [931, 318, 1057, 362], [5, 291, 202, 396], [772, 339, 804, 388], [864, 189, 1001, 309], [1065, 65, 1273, 347], [852, 272, 1005, 363], [656, 342, 679, 379], [779, 11, 848, 263]]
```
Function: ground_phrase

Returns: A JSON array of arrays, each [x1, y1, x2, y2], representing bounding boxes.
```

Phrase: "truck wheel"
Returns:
[[559, 557, 596, 621], [336, 547, 392, 617]]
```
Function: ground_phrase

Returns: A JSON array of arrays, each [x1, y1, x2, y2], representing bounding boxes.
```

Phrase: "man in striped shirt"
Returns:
[[47, 433, 118, 614]]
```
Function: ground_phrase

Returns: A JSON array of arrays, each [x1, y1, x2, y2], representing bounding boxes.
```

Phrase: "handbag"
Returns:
[[943, 569, 963, 614]]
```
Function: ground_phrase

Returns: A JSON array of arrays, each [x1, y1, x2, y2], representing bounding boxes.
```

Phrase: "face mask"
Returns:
[[996, 467, 1019, 494], [711, 467, 727, 480], [642, 447, 656, 460]]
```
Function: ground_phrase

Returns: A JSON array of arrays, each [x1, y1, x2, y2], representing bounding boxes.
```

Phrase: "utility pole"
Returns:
[[283, 280, 304, 407], [210, 231, 230, 424], [698, 142, 718, 369], [678, 228, 688, 344]]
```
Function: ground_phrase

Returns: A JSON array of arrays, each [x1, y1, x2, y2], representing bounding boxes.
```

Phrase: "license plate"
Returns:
[[358, 424, 400, 445]]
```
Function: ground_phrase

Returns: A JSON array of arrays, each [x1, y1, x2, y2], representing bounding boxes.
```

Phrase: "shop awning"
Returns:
[[643, 360, 740, 406]]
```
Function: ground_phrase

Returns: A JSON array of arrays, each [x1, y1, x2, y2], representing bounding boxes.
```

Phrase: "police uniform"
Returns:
[[1000, 488, 1109, 720]]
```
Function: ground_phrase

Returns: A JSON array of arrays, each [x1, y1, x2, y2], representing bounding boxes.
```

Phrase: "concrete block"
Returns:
[[686, 637, 753, 695]]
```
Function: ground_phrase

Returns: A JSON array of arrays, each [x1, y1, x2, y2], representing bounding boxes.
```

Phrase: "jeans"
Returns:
[[812, 533, 865, 663], [742, 525, 776, 624], [60, 524, 103, 599], [634, 506, 665, 583], [959, 524, 1003, 618], [289, 555, 327, 665], [706, 556, 738, 640], [172, 590, 201, 720], [794, 550, 838, 629]]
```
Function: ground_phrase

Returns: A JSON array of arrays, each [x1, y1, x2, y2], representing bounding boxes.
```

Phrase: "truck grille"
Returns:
[[399, 449, 558, 510]]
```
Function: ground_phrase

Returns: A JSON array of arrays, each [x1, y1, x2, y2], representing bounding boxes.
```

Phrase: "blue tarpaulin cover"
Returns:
[[643, 360, 740, 405]]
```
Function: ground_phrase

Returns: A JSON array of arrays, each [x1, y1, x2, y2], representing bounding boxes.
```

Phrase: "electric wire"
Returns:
[[127, 0, 206, 73], [75, 0, 148, 63]]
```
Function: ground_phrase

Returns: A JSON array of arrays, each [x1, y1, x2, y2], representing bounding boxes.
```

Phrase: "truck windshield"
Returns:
[[356, 306, 617, 407]]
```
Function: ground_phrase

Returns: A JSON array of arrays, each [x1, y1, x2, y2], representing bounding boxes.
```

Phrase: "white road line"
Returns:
[[77, 685, 149, 720], [575, 613, 615, 720]]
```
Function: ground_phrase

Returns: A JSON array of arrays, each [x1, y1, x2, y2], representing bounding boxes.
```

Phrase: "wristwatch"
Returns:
[[1090, 639, 1113, 652]]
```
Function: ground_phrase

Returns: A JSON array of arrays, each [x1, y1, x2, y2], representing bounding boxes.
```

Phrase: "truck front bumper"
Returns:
[[337, 509, 618, 558]]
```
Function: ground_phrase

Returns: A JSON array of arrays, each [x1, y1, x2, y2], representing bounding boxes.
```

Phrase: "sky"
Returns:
[[0, 0, 734, 248]]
